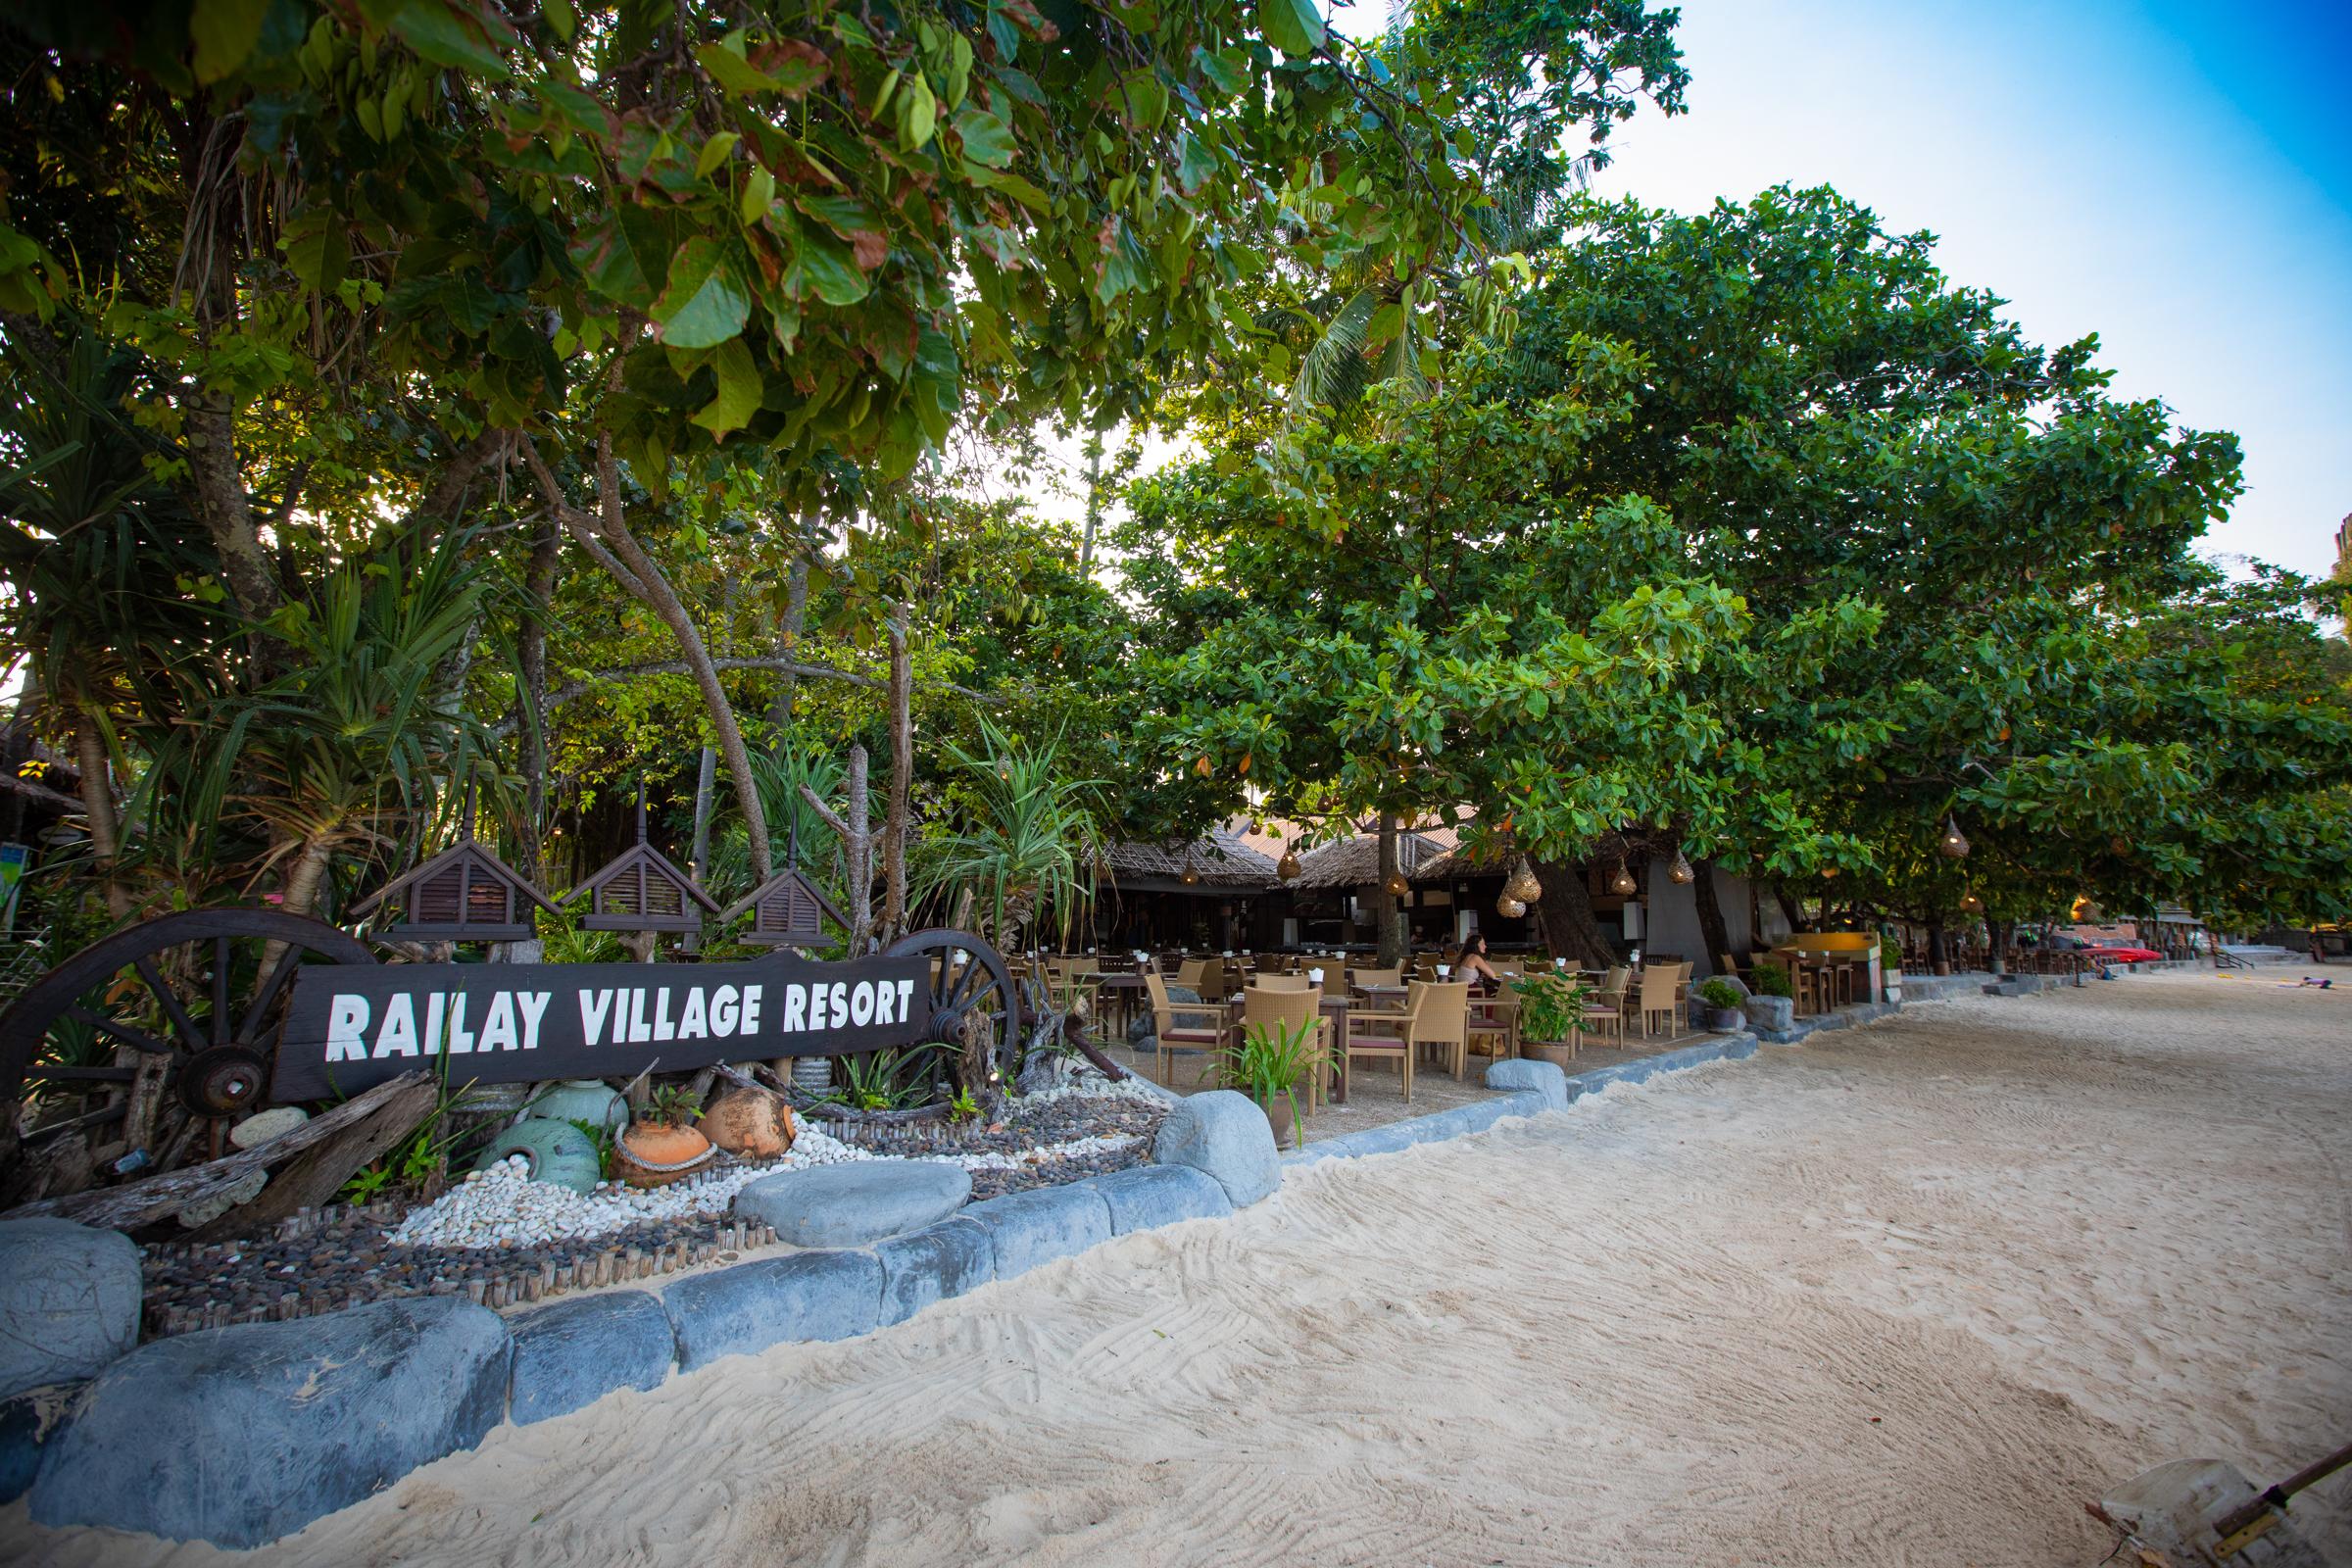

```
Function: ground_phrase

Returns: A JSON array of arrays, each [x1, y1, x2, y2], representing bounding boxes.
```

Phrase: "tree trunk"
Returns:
[[1078, 438, 1104, 579], [767, 549, 810, 735], [523, 433, 771, 880], [1374, 813, 1405, 966], [184, 401, 283, 627], [880, 603, 911, 942], [1988, 919, 2014, 976], [1690, 858, 1733, 971], [1533, 858, 1617, 969], [1772, 884, 1807, 936], [514, 517, 562, 887], [72, 716, 130, 919], [1927, 919, 1949, 975], [802, 744, 873, 954], [681, 745, 717, 955]]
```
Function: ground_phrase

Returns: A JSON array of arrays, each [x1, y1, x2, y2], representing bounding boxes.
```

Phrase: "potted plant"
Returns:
[[1694, 978, 1746, 1032], [1223, 1017, 1322, 1151], [1880, 935, 1904, 1003], [616, 1084, 714, 1188], [1507, 970, 1590, 1067]]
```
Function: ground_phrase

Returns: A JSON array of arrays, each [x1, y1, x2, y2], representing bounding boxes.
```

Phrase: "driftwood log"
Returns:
[[0, 1072, 429, 1232], [186, 1075, 438, 1243]]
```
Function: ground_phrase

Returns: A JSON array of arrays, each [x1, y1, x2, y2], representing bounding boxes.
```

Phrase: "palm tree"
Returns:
[[141, 531, 503, 918], [0, 324, 221, 915], [917, 720, 1105, 951]]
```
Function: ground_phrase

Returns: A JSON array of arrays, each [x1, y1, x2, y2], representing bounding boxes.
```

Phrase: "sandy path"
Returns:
[[15, 969, 2348, 1567]]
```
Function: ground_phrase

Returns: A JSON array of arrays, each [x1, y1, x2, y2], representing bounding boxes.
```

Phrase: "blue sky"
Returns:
[[1340, 0, 2352, 578]]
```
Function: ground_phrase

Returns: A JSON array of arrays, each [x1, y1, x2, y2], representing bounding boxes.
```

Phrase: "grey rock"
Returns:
[[1709, 972, 1752, 1000], [0, 1219, 141, 1400], [873, 1217, 994, 1327], [733, 1160, 971, 1248], [663, 1250, 882, 1373], [1483, 1057, 1570, 1112], [961, 1185, 1115, 1278], [1151, 1088, 1281, 1207], [1071, 1164, 1232, 1234], [30, 1297, 509, 1548], [508, 1292, 673, 1425], [0, 1382, 79, 1506], [1741, 995, 1795, 1032], [1016, 1050, 1073, 1095]]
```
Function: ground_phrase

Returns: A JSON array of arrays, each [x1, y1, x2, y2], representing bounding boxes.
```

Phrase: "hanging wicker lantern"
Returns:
[[1938, 815, 1971, 858], [1503, 857, 1544, 905], [1277, 846, 1301, 881], [1383, 870, 1410, 898], [1821, 865, 1840, 879], [1609, 861, 1638, 896], [1960, 892, 1984, 914], [1496, 895, 1527, 919], [1667, 849, 1694, 885], [1180, 858, 1200, 886]]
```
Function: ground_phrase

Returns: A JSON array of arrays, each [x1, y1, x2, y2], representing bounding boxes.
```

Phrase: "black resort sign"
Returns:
[[270, 954, 936, 1101]]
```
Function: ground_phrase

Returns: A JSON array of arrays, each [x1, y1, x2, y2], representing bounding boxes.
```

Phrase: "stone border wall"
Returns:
[[6, 1018, 1832, 1548]]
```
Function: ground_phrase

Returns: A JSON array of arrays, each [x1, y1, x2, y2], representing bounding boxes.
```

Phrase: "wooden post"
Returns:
[[881, 603, 911, 943]]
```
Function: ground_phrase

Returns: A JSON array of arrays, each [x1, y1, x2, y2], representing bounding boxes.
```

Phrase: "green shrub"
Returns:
[[1750, 962, 1794, 999], [1507, 970, 1591, 1042], [1696, 978, 1744, 1010]]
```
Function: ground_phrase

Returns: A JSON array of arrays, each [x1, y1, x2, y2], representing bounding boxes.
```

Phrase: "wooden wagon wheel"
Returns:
[[0, 908, 378, 1168], [881, 928, 1021, 1086]]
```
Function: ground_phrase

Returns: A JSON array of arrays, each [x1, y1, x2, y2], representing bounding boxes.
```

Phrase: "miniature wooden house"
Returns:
[[717, 867, 847, 948], [564, 793, 720, 934], [352, 839, 562, 943]]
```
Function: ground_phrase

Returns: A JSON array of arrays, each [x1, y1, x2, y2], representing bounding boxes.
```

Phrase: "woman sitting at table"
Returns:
[[1451, 934, 1503, 994]]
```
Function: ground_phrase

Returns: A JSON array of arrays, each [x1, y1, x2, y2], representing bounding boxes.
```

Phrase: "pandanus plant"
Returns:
[[917, 718, 1105, 951], [141, 530, 506, 919]]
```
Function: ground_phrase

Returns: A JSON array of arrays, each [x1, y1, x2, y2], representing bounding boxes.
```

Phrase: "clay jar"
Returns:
[[615, 1119, 715, 1188], [700, 1087, 797, 1160]]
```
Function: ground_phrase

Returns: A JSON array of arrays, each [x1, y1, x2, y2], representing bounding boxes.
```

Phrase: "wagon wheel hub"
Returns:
[[177, 1046, 270, 1117]]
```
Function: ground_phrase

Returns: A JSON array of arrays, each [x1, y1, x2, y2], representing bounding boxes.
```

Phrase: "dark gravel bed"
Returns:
[[135, 1091, 1167, 1340]]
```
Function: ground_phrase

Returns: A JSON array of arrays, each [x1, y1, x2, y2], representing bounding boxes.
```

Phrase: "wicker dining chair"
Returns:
[[1143, 971, 1229, 1088], [1638, 962, 1690, 1039], [1348, 980, 1471, 1091], [1242, 984, 1331, 1113]]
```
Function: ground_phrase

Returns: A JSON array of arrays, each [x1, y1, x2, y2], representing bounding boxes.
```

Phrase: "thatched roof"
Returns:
[[1287, 827, 1456, 890], [1410, 838, 1510, 884], [1100, 828, 1279, 889]]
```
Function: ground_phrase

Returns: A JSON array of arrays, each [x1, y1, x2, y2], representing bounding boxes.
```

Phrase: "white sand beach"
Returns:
[[16, 968, 2349, 1567]]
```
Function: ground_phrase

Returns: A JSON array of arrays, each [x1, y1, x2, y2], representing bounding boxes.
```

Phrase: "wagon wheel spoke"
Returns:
[[212, 936, 232, 1045], [66, 1004, 176, 1057], [131, 956, 207, 1052], [236, 945, 308, 1045]]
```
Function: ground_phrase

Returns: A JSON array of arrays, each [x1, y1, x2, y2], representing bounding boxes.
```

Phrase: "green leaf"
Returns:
[[697, 41, 776, 96], [740, 164, 776, 226], [952, 106, 1015, 170], [797, 228, 870, 307], [1256, 0, 1323, 58], [899, 73, 938, 152], [390, 0, 514, 78], [690, 338, 763, 438], [191, 0, 271, 84], [654, 238, 752, 348], [695, 131, 739, 177]]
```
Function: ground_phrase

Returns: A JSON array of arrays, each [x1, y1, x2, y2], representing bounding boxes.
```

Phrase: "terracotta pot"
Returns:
[[1528, 1041, 1577, 1069], [615, 1120, 714, 1188], [702, 1087, 798, 1160], [1261, 1094, 1297, 1152]]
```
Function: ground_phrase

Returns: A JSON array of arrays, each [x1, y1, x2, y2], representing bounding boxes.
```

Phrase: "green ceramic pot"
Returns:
[[474, 1116, 606, 1194], [523, 1078, 628, 1136]]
